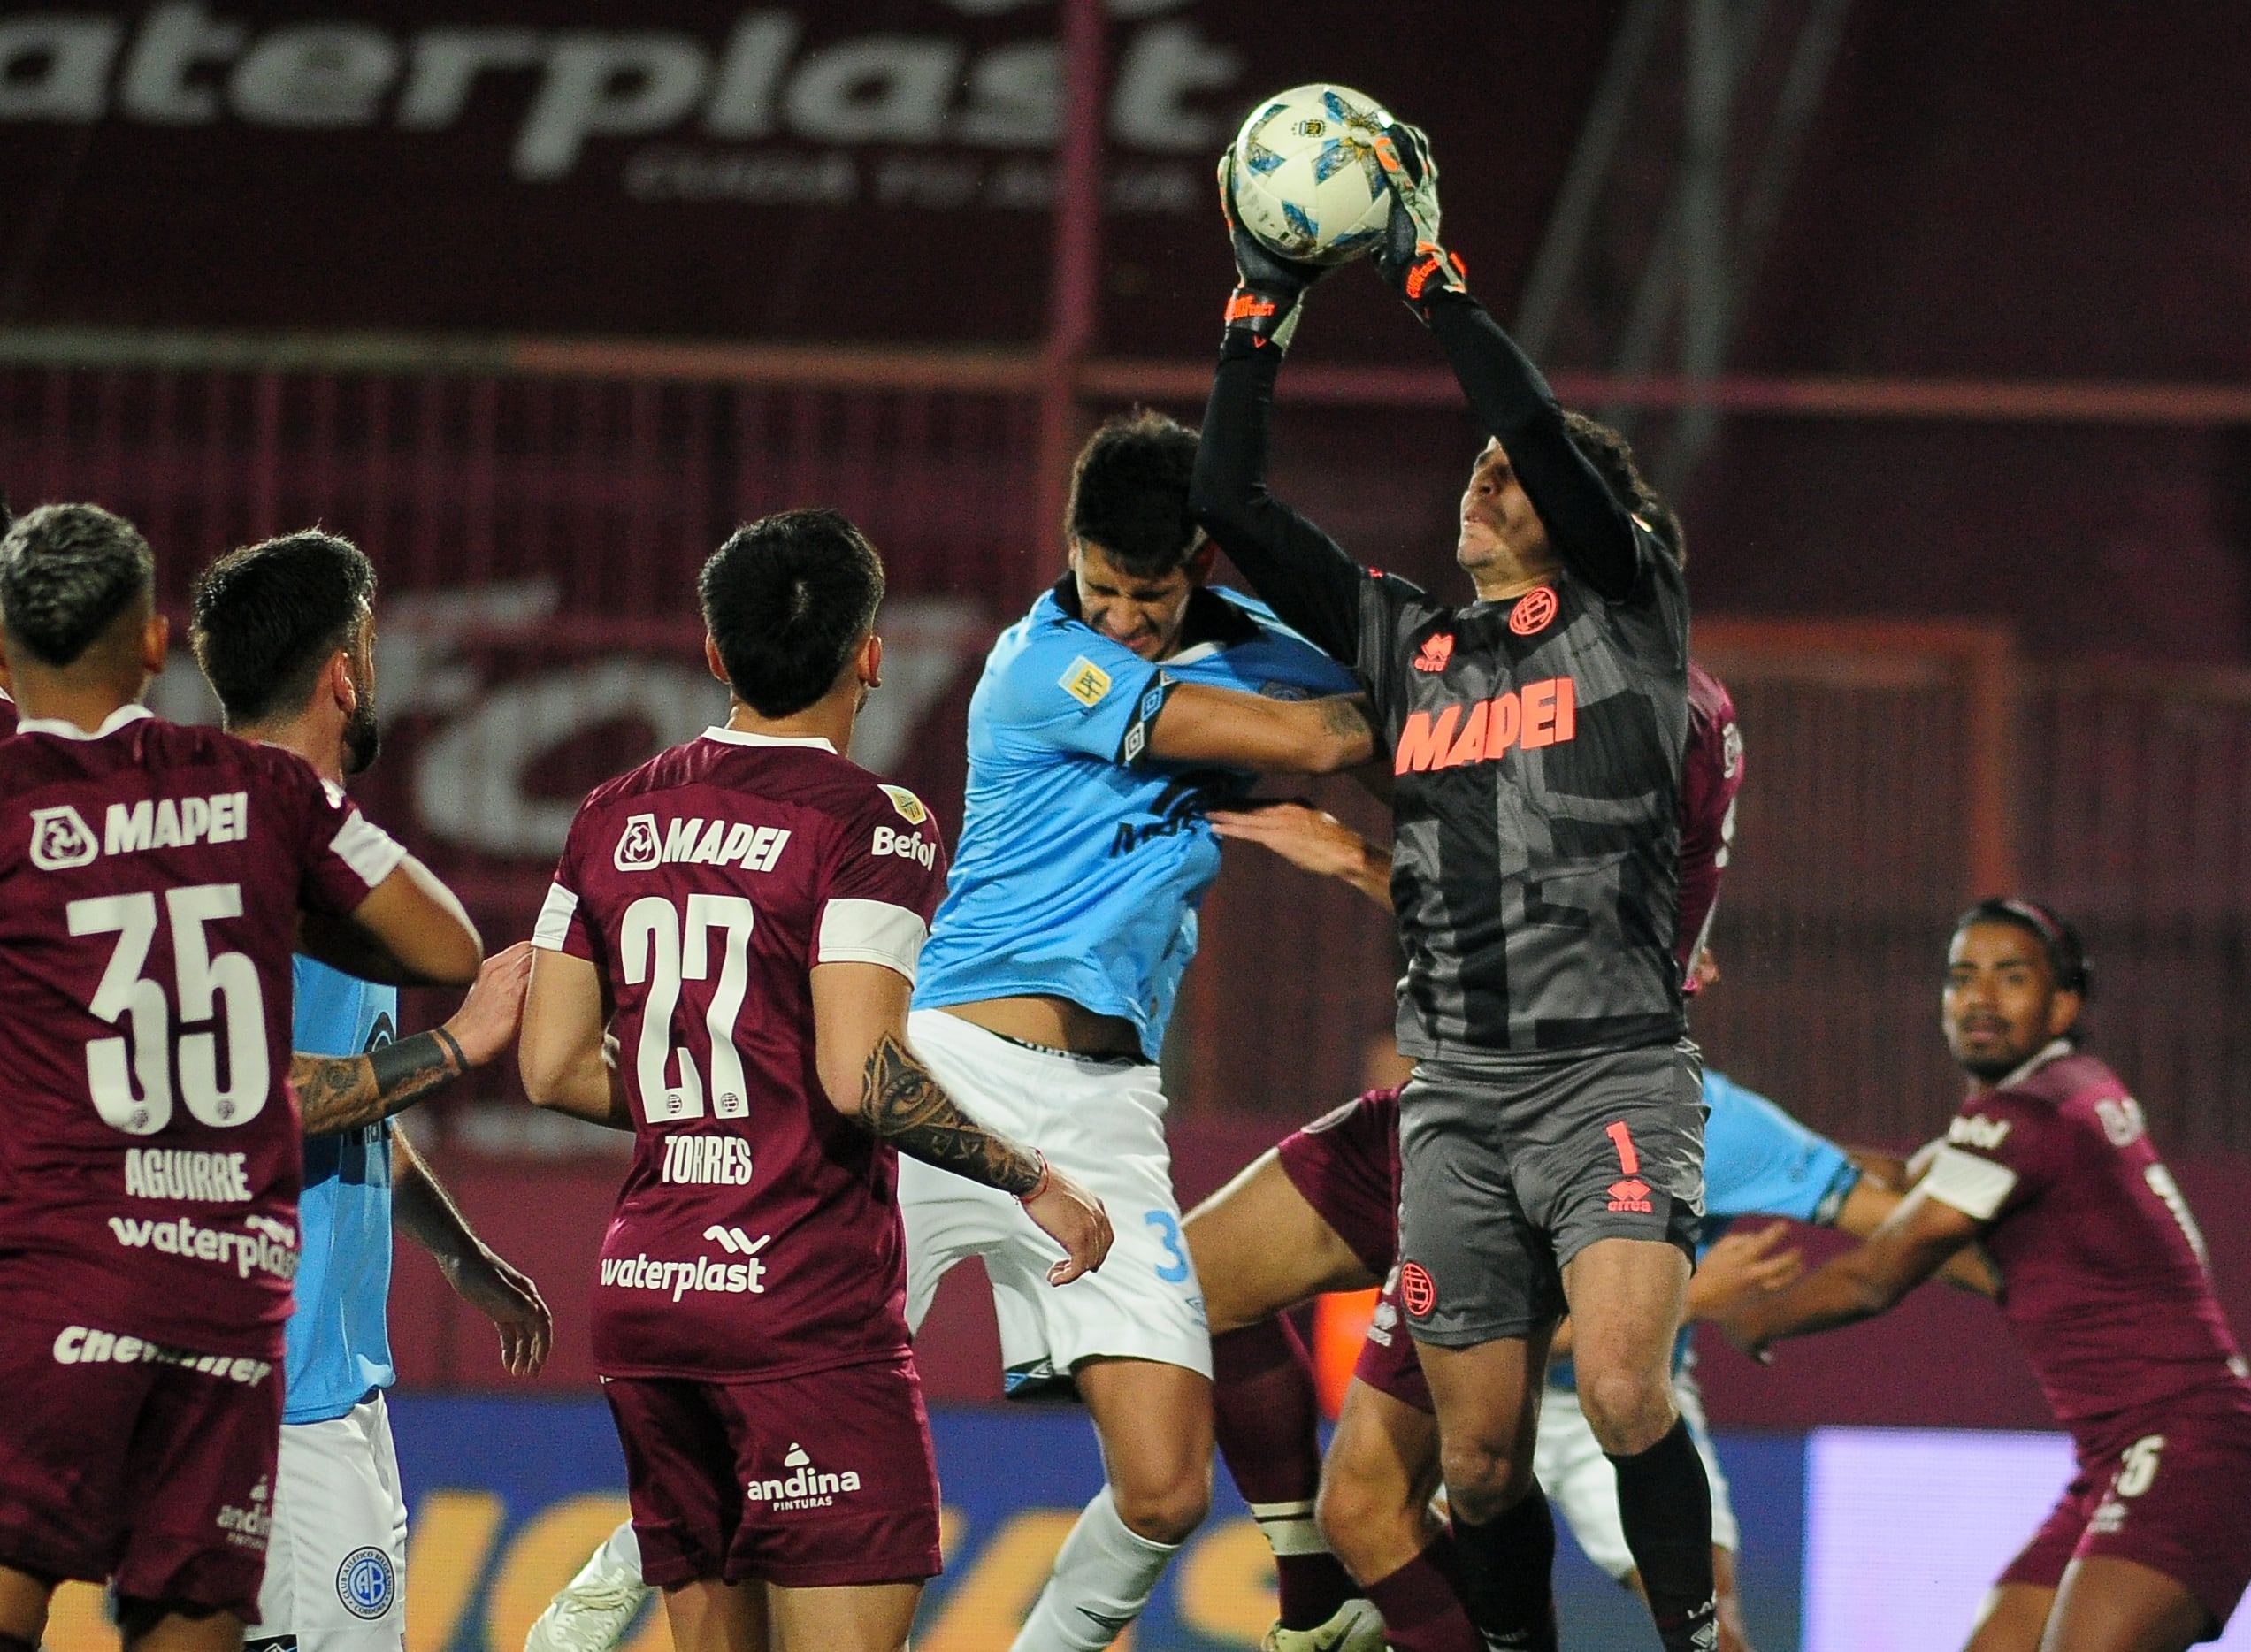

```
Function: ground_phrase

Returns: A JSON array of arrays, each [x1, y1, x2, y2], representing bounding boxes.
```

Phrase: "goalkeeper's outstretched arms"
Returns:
[[1188, 157, 1370, 669], [1367, 124, 1645, 604]]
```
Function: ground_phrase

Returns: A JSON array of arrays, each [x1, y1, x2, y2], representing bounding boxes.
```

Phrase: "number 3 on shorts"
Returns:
[[1145, 1211, 1191, 1282]]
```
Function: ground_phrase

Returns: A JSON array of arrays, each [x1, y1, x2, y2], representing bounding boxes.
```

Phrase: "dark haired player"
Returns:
[[0, 504, 484, 1652], [518, 509, 1111, 1652], [1721, 900, 2251, 1652], [190, 530, 553, 1652], [1193, 129, 1715, 1649]]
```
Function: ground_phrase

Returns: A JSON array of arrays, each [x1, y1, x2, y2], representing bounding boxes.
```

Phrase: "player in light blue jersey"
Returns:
[[191, 530, 553, 1652], [527, 412, 1376, 1652]]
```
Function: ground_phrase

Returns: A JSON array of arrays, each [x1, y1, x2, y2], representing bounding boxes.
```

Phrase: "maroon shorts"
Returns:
[[603, 1354, 941, 1590], [1351, 1267, 1434, 1413], [1274, 1090, 1401, 1280], [1998, 1385, 2251, 1637], [0, 1313, 282, 1618]]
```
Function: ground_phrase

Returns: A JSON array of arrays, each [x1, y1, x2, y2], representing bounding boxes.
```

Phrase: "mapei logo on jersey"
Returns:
[[106, 1211, 299, 1281], [745, 1442, 862, 1511], [598, 1229, 771, 1299], [1059, 655, 1113, 707], [50, 1325, 273, 1388], [870, 825, 936, 870], [615, 812, 792, 874], [27, 806, 98, 870], [1948, 1114, 2013, 1151], [660, 1134, 754, 1186], [1392, 677, 1578, 776]]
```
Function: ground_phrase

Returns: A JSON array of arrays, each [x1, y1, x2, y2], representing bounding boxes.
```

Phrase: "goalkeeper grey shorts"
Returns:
[[1396, 1039, 1706, 1348]]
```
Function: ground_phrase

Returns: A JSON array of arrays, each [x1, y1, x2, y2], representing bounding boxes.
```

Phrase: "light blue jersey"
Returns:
[[914, 581, 1356, 1055], [1553, 1067, 1859, 1388], [285, 956, 401, 1425]]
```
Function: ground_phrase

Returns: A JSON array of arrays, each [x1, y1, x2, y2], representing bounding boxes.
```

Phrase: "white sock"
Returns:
[[599, 1520, 644, 1583], [1009, 1486, 1180, 1652]]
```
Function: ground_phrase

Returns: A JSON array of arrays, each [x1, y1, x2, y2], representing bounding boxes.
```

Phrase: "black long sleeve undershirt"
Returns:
[[1190, 336, 1367, 668], [1190, 293, 1647, 640]]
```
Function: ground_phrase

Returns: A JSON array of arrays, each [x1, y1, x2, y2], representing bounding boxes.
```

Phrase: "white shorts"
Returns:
[[247, 1394, 408, 1652], [1534, 1367, 1739, 1583], [900, 1008, 1211, 1391]]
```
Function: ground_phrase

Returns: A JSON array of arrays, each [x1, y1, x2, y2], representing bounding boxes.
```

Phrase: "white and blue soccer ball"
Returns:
[[1227, 84, 1397, 267]]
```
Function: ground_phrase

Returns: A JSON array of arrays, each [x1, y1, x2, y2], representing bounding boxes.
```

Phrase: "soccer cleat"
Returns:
[[522, 1541, 651, 1652], [1260, 1596, 1387, 1652]]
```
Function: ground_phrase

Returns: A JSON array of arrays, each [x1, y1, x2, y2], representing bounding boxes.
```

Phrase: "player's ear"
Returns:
[[327, 649, 357, 715], [2045, 987, 2083, 1040], [858, 630, 884, 691], [703, 633, 731, 688], [140, 611, 169, 677], [1184, 539, 1219, 585]]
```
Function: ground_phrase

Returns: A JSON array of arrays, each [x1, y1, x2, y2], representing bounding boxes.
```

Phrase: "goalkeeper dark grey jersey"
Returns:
[[1191, 291, 1690, 1059]]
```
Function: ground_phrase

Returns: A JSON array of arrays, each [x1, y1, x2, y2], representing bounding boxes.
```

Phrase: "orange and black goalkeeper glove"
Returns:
[[1216, 151, 1327, 354], [1370, 120, 1469, 324]]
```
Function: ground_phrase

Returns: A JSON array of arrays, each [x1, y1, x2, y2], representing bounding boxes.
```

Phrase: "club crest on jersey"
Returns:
[[1510, 585, 1558, 636], [27, 806, 98, 870], [616, 813, 662, 871], [879, 784, 929, 825], [1059, 656, 1113, 707], [1413, 633, 1454, 673]]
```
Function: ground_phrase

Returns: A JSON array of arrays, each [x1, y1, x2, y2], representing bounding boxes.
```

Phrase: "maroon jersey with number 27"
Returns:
[[1920, 1041, 2251, 1437], [0, 707, 407, 1357], [534, 727, 947, 1383]]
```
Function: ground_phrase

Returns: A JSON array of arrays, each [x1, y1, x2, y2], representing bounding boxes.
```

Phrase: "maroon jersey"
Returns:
[[1922, 1043, 2251, 1436], [1677, 660, 1742, 991], [0, 688, 18, 739], [0, 707, 406, 1356], [534, 728, 948, 1382]]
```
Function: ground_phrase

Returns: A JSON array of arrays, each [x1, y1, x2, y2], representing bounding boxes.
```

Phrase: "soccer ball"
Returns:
[[1227, 84, 1397, 267]]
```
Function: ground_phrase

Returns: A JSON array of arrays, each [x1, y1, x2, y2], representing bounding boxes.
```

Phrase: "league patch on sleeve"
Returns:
[[1059, 656, 1113, 707], [877, 784, 930, 825]]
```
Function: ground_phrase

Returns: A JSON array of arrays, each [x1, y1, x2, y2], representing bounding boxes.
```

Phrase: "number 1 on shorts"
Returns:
[[1604, 1120, 1641, 1175]]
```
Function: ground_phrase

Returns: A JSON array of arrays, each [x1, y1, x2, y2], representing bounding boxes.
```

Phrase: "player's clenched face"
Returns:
[[1942, 920, 2081, 1083], [1458, 439, 1557, 586], [1070, 539, 1214, 662]]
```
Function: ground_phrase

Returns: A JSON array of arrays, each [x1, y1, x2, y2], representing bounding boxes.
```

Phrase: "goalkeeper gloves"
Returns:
[[1217, 151, 1327, 353], [1370, 120, 1469, 324]]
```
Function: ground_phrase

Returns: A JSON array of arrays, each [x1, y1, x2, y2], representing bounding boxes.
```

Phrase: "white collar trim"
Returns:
[[1998, 1038, 2074, 1089], [701, 725, 837, 754], [16, 703, 154, 740]]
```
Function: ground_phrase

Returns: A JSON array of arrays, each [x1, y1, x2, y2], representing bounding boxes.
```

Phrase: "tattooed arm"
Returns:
[[1145, 684, 1375, 776], [810, 961, 1113, 1284], [297, 943, 535, 1136]]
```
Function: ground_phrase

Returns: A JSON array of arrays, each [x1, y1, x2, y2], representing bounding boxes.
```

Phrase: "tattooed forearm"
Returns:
[[294, 1028, 468, 1136], [856, 1032, 1045, 1196], [1318, 694, 1374, 738]]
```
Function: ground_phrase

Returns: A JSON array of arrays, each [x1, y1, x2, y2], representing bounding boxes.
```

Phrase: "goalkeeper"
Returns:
[[1190, 127, 1712, 1652]]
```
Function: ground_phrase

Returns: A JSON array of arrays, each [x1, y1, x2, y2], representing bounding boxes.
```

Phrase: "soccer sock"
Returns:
[[1610, 1418, 1717, 1651], [1360, 1538, 1483, 1652], [1450, 1485, 1559, 1651], [1009, 1485, 1180, 1652], [1211, 1319, 1359, 1629], [599, 1518, 645, 1583]]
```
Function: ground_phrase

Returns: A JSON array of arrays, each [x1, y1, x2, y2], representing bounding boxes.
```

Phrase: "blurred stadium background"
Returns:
[[6, 2, 2249, 1646]]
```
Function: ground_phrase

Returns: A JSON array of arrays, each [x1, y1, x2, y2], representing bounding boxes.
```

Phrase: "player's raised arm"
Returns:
[[1719, 1186, 1986, 1360], [1367, 125, 1644, 603], [1187, 164, 1368, 665], [809, 960, 1113, 1284], [300, 852, 483, 987], [295, 941, 533, 1135]]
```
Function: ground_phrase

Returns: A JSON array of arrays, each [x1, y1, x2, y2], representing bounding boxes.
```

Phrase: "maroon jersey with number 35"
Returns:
[[534, 728, 947, 1383], [0, 707, 407, 1357], [1921, 1042, 2251, 1436]]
